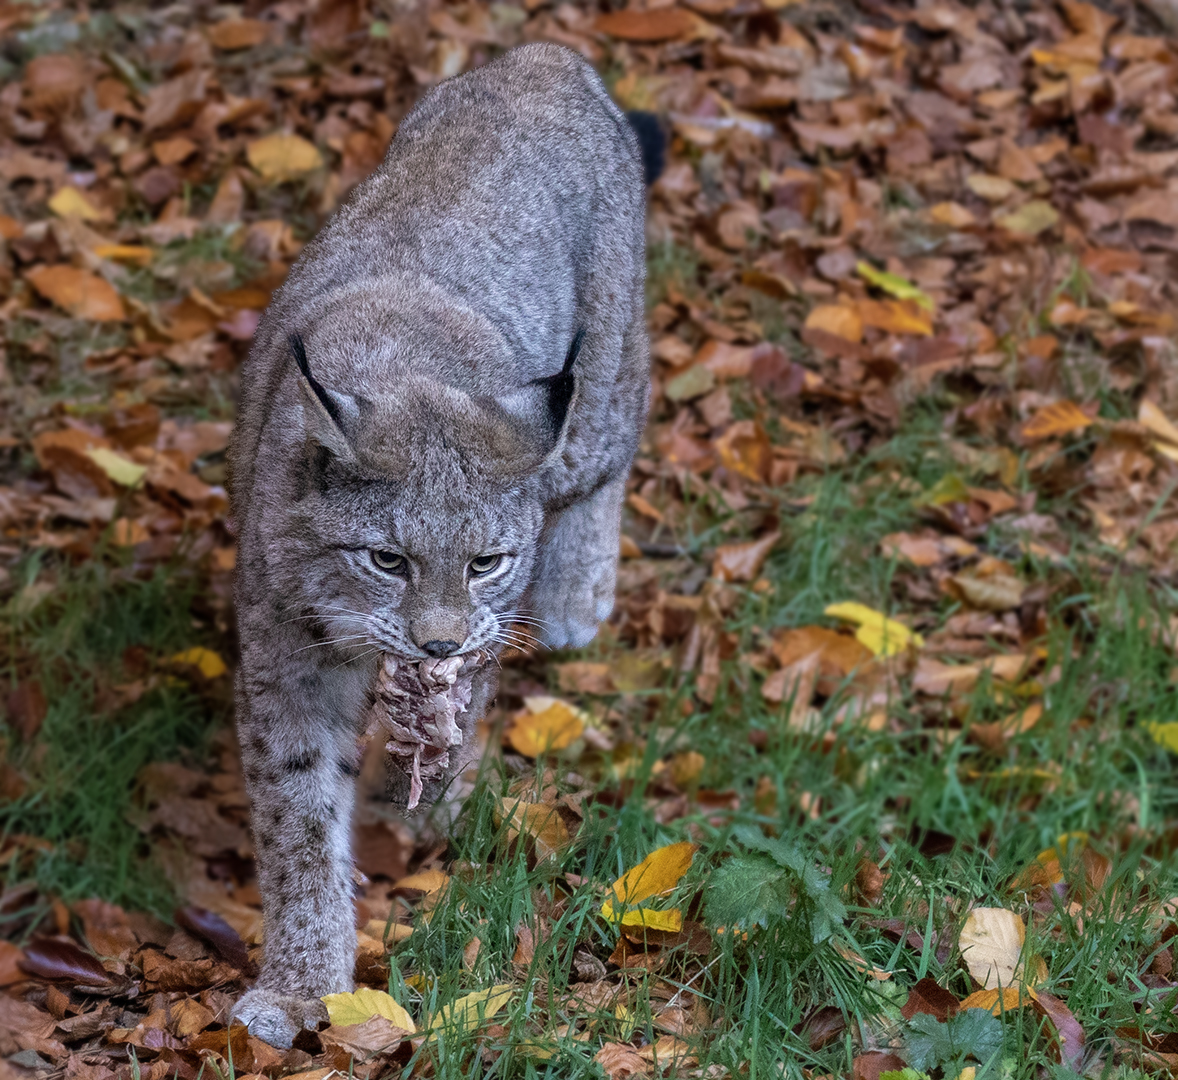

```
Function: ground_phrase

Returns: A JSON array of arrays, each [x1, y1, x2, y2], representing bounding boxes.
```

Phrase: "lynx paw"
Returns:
[[232, 988, 329, 1049]]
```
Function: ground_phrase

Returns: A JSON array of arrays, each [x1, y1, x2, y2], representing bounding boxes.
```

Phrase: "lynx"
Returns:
[[227, 43, 650, 1046]]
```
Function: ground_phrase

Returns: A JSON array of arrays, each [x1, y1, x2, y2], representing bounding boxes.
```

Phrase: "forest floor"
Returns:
[[2, 0, 1178, 1077]]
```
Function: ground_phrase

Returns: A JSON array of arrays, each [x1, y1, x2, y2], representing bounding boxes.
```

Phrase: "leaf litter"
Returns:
[[0, 0, 1177, 1075]]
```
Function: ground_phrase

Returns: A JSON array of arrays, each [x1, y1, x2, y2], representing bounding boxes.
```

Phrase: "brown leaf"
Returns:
[[1030, 988, 1085, 1071], [207, 18, 273, 49], [175, 906, 251, 970], [771, 626, 874, 679], [901, 976, 960, 1021], [20, 938, 113, 986], [26, 265, 125, 321], [804, 304, 863, 343], [595, 8, 698, 41], [712, 531, 780, 582], [594, 1041, 650, 1078], [799, 1005, 847, 1050], [6, 680, 47, 741], [852, 1051, 908, 1080]]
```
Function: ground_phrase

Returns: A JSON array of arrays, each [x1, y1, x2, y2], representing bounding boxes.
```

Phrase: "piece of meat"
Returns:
[[363, 652, 488, 810]]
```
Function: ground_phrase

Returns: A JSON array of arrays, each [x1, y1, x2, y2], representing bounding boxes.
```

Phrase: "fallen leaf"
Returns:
[[1028, 987, 1085, 1070], [961, 987, 1026, 1014], [496, 797, 571, 860], [824, 602, 923, 656], [322, 987, 416, 1032], [619, 907, 683, 932], [856, 262, 935, 311], [602, 841, 697, 921], [247, 133, 324, 182], [48, 186, 109, 222], [714, 420, 772, 482], [1022, 400, 1093, 440], [507, 700, 584, 756], [958, 908, 1033, 991], [20, 938, 113, 986], [1139, 400, 1178, 446], [208, 18, 272, 49], [320, 1015, 411, 1058], [85, 447, 147, 488], [804, 304, 863, 343], [595, 8, 699, 41], [713, 531, 780, 582], [392, 869, 450, 896], [430, 984, 512, 1034], [27, 265, 125, 321], [902, 976, 961, 1020], [856, 297, 934, 336], [995, 200, 1060, 236], [169, 648, 227, 679]]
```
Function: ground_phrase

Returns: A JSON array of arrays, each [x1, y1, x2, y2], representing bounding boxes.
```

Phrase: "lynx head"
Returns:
[[285, 332, 580, 661]]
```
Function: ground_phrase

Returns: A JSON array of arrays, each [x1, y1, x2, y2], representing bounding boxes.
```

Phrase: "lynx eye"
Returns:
[[469, 554, 503, 576], [371, 550, 406, 573]]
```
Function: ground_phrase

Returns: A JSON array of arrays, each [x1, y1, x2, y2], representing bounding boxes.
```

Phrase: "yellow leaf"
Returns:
[[1022, 400, 1092, 441], [618, 907, 682, 932], [1148, 722, 1178, 753], [601, 841, 696, 921], [958, 907, 1036, 991], [856, 261, 935, 311], [247, 133, 324, 182], [48, 186, 108, 222], [496, 797, 571, 860], [507, 700, 584, 757], [1139, 400, 1178, 446], [169, 647, 227, 679], [995, 200, 1060, 236], [322, 987, 416, 1032], [803, 304, 863, 343], [92, 244, 154, 266], [824, 602, 924, 656], [961, 987, 1025, 1014], [392, 869, 450, 895], [431, 984, 513, 1035], [84, 447, 147, 488]]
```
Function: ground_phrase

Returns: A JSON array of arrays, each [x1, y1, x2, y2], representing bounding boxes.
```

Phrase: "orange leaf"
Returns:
[[803, 304, 863, 343], [961, 987, 1025, 1014], [595, 8, 699, 41], [26, 265, 125, 321], [1022, 400, 1093, 441], [713, 420, 771, 483], [856, 298, 933, 336]]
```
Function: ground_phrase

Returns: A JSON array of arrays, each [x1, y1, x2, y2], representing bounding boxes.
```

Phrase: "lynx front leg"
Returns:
[[232, 668, 363, 1048], [531, 476, 625, 649]]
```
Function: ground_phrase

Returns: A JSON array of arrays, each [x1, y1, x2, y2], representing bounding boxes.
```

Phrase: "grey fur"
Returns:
[[227, 44, 649, 1046]]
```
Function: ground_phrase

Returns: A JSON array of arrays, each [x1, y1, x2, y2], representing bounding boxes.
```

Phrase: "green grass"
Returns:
[[0, 550, 224, 918], [369, 417, 1178, 1079]]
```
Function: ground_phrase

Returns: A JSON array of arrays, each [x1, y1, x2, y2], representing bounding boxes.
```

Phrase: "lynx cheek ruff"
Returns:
[[364, 651, 490, 810]]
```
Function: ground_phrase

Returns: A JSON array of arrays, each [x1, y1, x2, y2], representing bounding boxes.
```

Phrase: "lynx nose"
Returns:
[[422, 639, 461, 658]]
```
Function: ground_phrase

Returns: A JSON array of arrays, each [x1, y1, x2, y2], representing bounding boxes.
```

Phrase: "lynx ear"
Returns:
[[290, 333, 359, 462], [495, 327, 583, 469]]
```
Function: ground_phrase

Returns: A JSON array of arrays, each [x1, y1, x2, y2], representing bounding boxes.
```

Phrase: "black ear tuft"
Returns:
[[625, 110, 666, 185], [529, 327, 583, 438], [290, 333, 344, 428]]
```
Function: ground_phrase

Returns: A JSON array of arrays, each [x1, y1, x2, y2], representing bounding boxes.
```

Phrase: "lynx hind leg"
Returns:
[[531, 477, 625, 649]]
